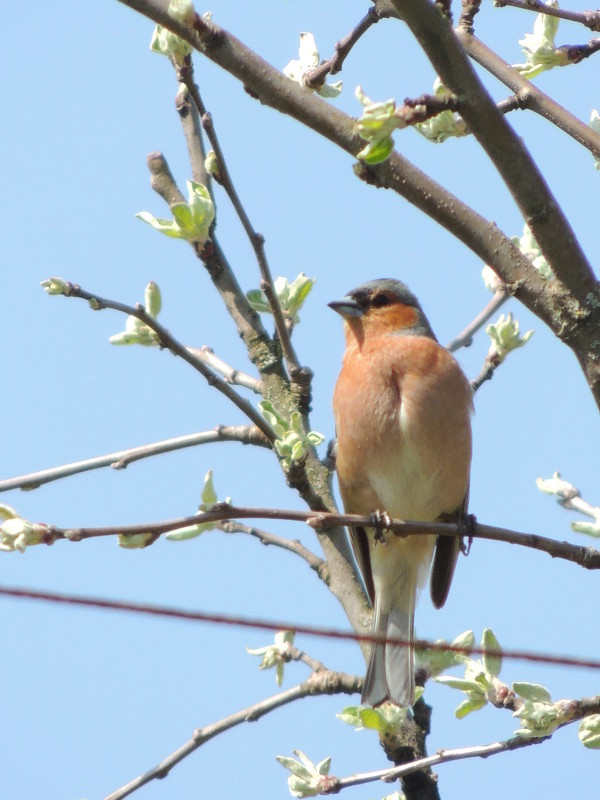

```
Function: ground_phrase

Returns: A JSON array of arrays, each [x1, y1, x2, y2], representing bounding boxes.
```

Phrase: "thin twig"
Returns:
[[188, 346, 263, 394], [331, 694, 600, 792], [471, 355, 502, 392], [447, 287, 509, 352], [175, 82, 212, 189], [564, 37, 600, 63], [0, 426, 269, 493], [333, 736, 539, 792], [147, 150, 185, 205], [288, 645, 327, 673], [494, 0, 600, 32], [538, 474, 600, 526], [144, 152, 285, 389], [496, 95, 522, 115], [304, 6, 384, 89], [217, 519, 326, 576], [32, 504, 600, 571], [52, 281, 277, 444], [179, 69, 304, 380], [103, 670, 360, 800]]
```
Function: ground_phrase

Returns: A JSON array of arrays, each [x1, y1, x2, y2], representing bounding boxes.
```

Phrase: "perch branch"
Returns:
[[34, 505, 600, 571]]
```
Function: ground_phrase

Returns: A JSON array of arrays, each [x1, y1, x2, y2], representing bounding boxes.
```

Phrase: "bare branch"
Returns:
[[178, 66, 305, 383], [0, 426, 269, 493], [304, 6, 385, 90], [388, 0, 596, 300], [147, 150, 185, 204], [288, 644, 327, 673], [330, 694, 600, 793], [188, 346, 263, 394], [470, 354, 504, 393], [457, 31, 600, 160], [103, 670, 360, 800], [494, 0, 600, 32], [174, 82, 212, 189], [446, 288, 509, 352], [332, 736, 536, 792], [52, 281, 278, 444], [217, 519, 326, 577], [34, 504, 600, 571]]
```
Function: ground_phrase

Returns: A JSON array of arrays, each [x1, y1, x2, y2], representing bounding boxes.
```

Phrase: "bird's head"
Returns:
[[328, 278, 435, 342]]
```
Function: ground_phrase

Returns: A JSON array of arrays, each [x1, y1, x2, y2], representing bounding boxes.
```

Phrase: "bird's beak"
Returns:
[[328, 296, 363, 319]]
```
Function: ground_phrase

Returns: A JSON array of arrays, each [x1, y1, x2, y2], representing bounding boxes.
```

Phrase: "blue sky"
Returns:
[[2, 2, 599, 799]]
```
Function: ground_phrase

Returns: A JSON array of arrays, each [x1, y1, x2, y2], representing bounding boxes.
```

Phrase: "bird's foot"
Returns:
[[370, 509, 392, 544], [459, 513, 476, 555]]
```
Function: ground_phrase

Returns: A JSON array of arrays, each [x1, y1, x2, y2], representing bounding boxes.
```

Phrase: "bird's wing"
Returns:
[[348, 525, 375, 605], [429, 488, 469, 609]]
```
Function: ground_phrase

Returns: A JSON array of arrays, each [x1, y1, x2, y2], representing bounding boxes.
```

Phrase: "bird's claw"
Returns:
[[370, 510, 392, 543], [459, 513, 476, 556]]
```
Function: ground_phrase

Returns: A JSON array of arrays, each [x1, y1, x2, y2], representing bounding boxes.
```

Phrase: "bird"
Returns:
[[329, 278, 473, 708]]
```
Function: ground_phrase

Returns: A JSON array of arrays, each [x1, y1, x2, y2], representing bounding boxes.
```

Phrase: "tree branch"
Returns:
[[51, 280, 278, 443], [34, 505, 600, 571], [494, 0, 600, 32], [304, 5, 386, 90], [103, 670, 360, 800], [329, 694, 600, 793], [144, 151, 288, 397], [456, 30, 600, 160], [115, 0, 600, 410], [0, 426, 269, 493], [187, 346, 263, 394], [446, 287, 509, 352], [216, 519, 327, 578], [175, 84, 212, 189], [178, 65, 307, 385], [389, 0, 596, 300]]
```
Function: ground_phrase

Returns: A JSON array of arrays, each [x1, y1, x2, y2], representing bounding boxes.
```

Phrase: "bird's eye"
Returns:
[[371, 293, 392, 308]]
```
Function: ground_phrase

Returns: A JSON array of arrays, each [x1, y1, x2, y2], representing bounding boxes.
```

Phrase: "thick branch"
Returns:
[[457, 31, 600, 160], [389, 0, 596, 301], [116, 0, 600, 408]]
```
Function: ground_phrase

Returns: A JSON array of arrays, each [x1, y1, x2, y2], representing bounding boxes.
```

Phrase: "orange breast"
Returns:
[[333, 334, 472, 522]]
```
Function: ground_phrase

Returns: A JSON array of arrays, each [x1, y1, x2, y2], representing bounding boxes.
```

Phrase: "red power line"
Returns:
[[1, 583, 599, 671]]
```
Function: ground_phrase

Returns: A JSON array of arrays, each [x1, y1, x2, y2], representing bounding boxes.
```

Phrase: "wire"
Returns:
[[1, 583, 599, 672]]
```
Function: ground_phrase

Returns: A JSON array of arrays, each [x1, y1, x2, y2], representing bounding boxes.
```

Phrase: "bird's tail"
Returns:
[[362, 591, 415, 708]]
